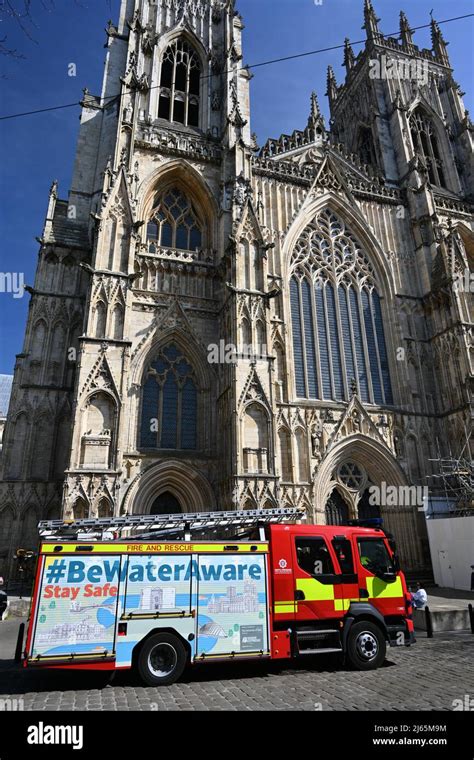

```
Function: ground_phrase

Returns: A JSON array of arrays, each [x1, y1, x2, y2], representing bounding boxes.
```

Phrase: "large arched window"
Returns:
[[146, 187, 203, 253], [409, 108, 446, 188], [290, 209, 393, 405], [140, 343, 197, 450], [158, 39, 201, 127]]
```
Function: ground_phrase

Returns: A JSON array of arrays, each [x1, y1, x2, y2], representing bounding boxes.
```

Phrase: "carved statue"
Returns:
[[394, 432, 404, 458], [311, 419, 324, 462], [311, 429, 322, 460], [233, 174, 251, 207], [211, 90, 222, 111], [123, 103, 133, 124]]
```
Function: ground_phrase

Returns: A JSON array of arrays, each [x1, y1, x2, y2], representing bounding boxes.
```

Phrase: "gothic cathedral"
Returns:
[[0, 0, 472, 577]]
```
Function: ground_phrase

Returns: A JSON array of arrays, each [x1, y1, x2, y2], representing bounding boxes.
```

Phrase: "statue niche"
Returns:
[[80, 392, 115, 470]]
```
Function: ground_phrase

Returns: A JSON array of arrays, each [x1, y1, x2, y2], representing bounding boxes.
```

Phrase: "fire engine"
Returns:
[[20, 508, 415, 685]]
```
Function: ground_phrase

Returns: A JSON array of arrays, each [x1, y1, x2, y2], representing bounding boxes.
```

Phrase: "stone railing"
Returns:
[[135, 122, 222, 163], [434, 194, 474, 217], [138, 244, 215, 265], [252, 156, 315, 183]]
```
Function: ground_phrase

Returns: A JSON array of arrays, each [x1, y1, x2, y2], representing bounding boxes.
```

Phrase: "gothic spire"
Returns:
[[362, 0, 380, 40], [326, 66, 338, 107], [309, 92, 320, 123], [343, 37, 355, 75], [431, 15, 450, 66], [307, 91, 325, 138], [399, 10, 414, 46]]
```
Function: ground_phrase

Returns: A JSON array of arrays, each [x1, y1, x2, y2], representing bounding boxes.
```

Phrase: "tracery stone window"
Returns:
[[158, 39, 201, 127], [146, 187, 203, 253], [409, 108, 446, 188], [337, 461, 367, 491], [290, 209, 393, 405], [140, 343, 197, 451]]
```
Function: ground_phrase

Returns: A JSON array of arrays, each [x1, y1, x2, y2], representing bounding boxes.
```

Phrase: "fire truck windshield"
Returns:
[[357, 538, 396, 578]]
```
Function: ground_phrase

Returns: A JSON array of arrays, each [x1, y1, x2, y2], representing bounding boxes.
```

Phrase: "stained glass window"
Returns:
[[139, 344, 197, 450], [158, 39, 201, 127], [290, 209, 393, 405], [146, 187, 203, 252]]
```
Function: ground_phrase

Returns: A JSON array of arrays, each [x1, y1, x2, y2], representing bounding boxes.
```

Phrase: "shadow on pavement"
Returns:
[[0, 617, 396, 695]]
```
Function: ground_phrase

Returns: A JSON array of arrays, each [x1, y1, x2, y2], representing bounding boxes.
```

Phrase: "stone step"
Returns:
[[414, 605, 472, 632], [1, 597, 31, 620]]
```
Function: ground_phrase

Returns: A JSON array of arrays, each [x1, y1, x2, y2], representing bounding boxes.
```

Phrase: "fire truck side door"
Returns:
[[331, 536, 360, 613], [354, 535, 405, 618], [270, 527, 296, 622], [291, 535, 340, 622]]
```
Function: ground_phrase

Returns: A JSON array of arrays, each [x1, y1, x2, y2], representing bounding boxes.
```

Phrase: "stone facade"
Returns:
[[0, 0, 472, 578]]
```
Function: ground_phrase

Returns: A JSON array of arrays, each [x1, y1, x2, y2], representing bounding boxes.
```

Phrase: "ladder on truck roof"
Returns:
[[38, 507, 306, 542]]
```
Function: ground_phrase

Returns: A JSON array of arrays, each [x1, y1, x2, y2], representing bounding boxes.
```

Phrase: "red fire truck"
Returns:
[[21, 509, 414, 685]]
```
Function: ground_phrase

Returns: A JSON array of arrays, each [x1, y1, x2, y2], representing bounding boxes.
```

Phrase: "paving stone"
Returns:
[[0, 633, 472, 711]]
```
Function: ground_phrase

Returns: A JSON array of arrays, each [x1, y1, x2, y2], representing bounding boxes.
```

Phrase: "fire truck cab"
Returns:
[[21, 509, 414, 685], [267, 522, 414, 669]]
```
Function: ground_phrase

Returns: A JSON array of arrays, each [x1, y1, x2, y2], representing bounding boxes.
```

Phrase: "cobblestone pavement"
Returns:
[[0, 621, 473, 711]]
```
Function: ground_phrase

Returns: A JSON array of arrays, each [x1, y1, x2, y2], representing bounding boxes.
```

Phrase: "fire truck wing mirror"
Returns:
[[371, 562, 397, 582]]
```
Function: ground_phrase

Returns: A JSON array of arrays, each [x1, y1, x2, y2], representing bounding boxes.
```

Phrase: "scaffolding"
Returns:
[[427, 431, 474, 515]]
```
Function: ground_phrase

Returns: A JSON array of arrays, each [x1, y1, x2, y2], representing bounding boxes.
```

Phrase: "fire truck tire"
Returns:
[[346, 621, 386, 670], [137, 633, 187, 686]]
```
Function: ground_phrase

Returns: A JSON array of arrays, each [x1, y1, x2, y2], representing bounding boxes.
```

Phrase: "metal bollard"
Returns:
[[14, 622, 25, 663], [468, 603, 474, 635], [425, 605, 433, 638]]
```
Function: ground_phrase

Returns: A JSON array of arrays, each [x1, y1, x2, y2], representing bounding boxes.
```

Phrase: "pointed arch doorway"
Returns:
[[150, 491, 182, 515], [314, 439, 427, 572], [124, 460, 216, 515]]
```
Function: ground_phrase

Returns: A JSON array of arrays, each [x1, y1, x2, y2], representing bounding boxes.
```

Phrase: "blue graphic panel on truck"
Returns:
[[123, 554, 193, 615], [32, 555, 123, 658], [195, 555, 268, 656]]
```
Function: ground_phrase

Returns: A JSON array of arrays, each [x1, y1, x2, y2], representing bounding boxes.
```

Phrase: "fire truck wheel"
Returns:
[[346, 621, 386, 670], [138, 633, 187, 686]]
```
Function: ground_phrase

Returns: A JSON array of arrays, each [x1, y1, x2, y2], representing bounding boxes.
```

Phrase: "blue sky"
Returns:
[[0, 0, 472, 374]]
